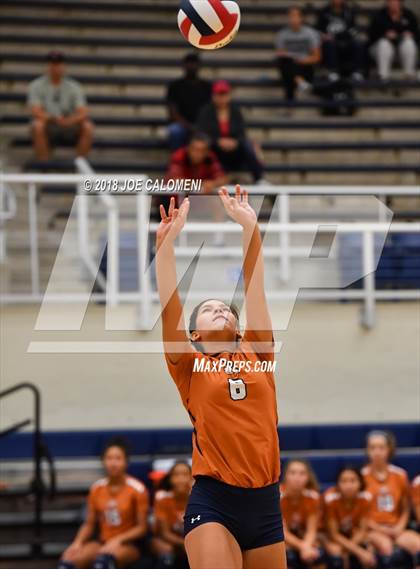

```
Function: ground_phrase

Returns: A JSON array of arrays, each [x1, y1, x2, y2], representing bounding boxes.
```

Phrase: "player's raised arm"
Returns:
[[218, 186, 273, 350], [156, 197, 192, 363]]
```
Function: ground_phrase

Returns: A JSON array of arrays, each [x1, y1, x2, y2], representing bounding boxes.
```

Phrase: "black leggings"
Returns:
[[215, 139, 264, 182], [278, 56, 314, 101]]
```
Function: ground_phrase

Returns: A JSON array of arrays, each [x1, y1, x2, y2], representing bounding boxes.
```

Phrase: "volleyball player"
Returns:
[[280, 459, 325, 568], [58, 438, 149, 569], [324, 467, 376, 569], [156, 186, 286, 569], [363, 430, 420, 568], [412, 475, 420, 527], [151, 461, 192, 569]]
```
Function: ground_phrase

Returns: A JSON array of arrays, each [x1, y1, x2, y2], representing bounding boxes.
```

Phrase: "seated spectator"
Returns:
[[362, 430, 420, 568], [166, 53, 212, 151], [275, 7, 321, 102], [163, 131, 228, 202], [280, 459, 325, 569], [158, 132, 228, 243], [368, 0, 419, 80], [412, 475, 420, 527], [316, 0, 365, 81], [58, 437, 149, 569], [196, 80, 267, 184], [324, 467, 376, 569], [28, 51, 94, 161], [151, 461, 192, 569]]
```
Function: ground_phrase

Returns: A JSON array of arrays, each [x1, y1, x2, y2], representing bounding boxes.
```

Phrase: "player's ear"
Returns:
[[236, 330, 242, 342], [190, 331, 201, 342]]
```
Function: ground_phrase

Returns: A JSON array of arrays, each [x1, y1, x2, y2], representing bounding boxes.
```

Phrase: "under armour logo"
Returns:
[[191, 515, 201, 524]]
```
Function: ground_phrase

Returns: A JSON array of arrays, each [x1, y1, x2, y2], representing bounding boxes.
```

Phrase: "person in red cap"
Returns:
[[28, 51, 94, 161], [196, 81, 267, 184]]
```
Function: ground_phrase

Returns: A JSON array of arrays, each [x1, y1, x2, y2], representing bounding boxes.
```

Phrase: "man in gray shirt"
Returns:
[[28, 51, 94, 160], [275, 7, 321, 101]]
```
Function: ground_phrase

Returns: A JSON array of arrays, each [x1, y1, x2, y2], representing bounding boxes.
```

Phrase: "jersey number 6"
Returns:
[[228, 378, 247, 401]]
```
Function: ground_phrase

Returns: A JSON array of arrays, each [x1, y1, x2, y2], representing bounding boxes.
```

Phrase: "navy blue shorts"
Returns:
[[184, 475, 284, 551]]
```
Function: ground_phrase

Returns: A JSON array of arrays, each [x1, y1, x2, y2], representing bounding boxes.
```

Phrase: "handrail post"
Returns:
[[361, 230, 376, 329], [28, 183, 40, 296], [279, 193, 291, 282], [137, 189, 152, 330], [107, 205, 119, 308]]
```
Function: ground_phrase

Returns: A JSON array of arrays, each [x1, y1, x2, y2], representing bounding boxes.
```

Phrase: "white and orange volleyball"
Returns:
[[178, 0, 241, 50]]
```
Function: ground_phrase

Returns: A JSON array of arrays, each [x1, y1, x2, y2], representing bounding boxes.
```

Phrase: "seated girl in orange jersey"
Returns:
[[156, 187, 286, 569], [151, 461, 192, 569], [280, 459, 326, 569], [362, 430, 420, 569], [323, 466, 376, 569], [58, 438, 149, 569], [412, 476, 420, 528]]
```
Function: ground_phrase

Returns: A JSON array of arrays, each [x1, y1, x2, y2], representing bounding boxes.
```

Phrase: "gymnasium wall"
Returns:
[[1, 301, 418, 431]]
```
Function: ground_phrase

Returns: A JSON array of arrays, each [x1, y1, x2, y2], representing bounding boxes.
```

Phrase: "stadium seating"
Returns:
[[1, 0, 420, 187]]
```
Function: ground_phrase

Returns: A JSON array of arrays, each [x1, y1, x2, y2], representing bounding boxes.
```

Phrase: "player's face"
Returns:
[[285, 462, 309, 491], [288, 9, 302, 30], [338, 470, 360, 498], [195, 300, 237, 334], [103, 446, 127, 478], [188, 140, 208, 165], [367, 435, 390, 466], [170, 463, 192, 494]]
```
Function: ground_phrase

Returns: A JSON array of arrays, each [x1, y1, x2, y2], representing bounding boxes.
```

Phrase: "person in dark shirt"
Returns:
[[166, 53, 212, 150], [196, 81, 266, 184], [317, 0, 365, 81], [368, 0, 419, 80]]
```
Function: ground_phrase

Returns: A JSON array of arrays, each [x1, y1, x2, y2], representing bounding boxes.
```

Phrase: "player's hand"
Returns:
[[100, 537, 121, 554], [358, 549, 377, 567], [218, 185, 257, 229], [299, 543, 319, 562], [156, 196, 190, 245], [65, 540, 83, 556]]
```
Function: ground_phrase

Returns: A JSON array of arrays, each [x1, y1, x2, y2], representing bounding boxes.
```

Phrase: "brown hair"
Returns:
[[188, 299, 240, 352], [366, 430, 396, 460], [284, 459, 320, 492]]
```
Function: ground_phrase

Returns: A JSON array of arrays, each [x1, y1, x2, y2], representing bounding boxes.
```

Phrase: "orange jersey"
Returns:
[[324, 488, 372, 537], [165, 331, 280, 488], [280, 484, 320, 537], [88, 476, 149, 542], [362, 464, 409, 526], [153, 489, 188, 536], [412, 475, 420, 508]]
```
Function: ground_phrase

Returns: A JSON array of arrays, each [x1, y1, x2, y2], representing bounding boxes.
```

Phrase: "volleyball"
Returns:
[[177, 0, 241, 50]]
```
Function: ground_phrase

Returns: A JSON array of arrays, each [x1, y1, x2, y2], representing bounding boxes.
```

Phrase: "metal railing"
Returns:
[[0, 168, 419, 329], [0, 382, 56, 557]]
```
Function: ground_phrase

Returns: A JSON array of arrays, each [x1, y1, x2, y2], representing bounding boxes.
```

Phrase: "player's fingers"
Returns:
[[235, 184, 241, 201], [243, 189, 249, 203], [159, 204, 167, 221], [168, 196, 175, 217], [218, 188, 229, 206]]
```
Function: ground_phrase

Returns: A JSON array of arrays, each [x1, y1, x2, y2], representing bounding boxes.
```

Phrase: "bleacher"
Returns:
[[1, 2, 420, 566], [1, 0, 420, 187], [1, 422, 419, 567]]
